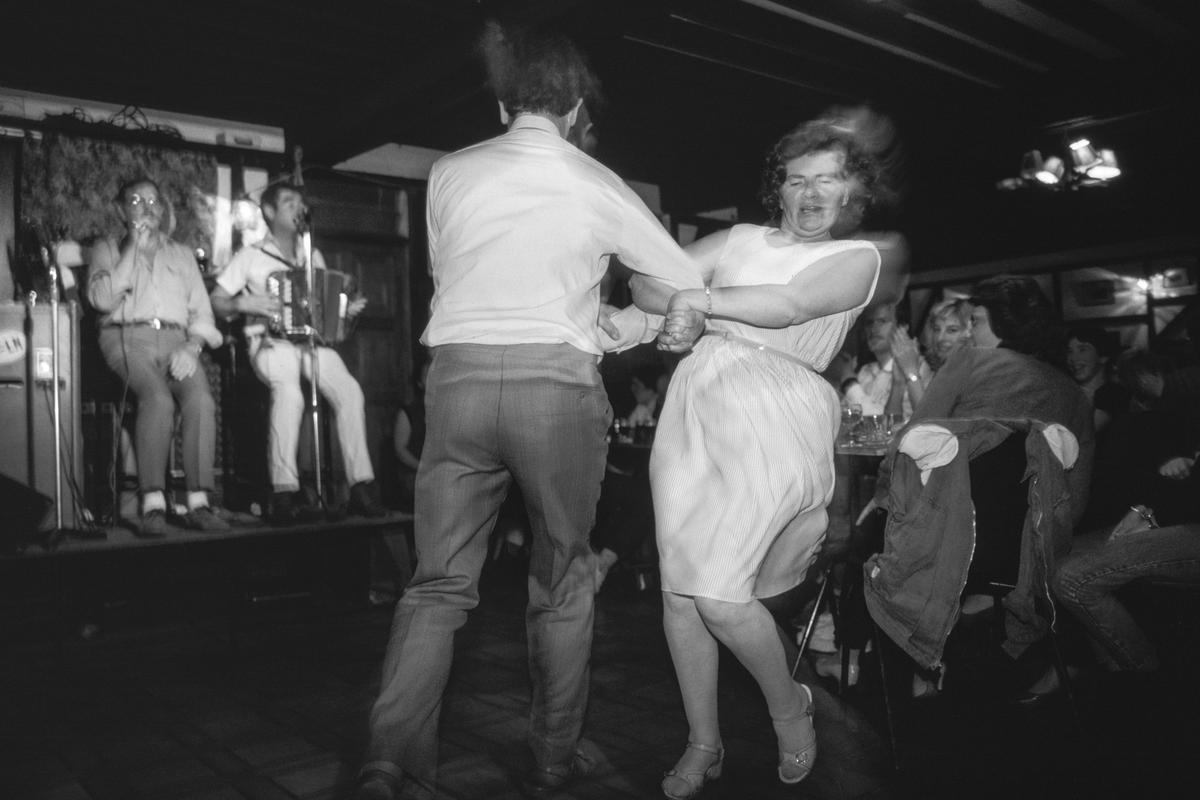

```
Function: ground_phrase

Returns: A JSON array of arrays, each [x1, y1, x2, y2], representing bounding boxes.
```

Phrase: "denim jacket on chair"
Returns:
[[863, 417, 1078, 669]]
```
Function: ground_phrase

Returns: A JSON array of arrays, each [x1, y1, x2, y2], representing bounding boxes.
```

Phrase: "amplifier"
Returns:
[[0, 301, 85, 531]]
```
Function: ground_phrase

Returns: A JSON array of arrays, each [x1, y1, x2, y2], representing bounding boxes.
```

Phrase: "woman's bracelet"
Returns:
[[704, 285, 712, 317]]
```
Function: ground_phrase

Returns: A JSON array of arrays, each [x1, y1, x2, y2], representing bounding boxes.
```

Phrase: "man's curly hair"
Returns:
[[758, 120, 880, 225], [969, 275, 1055, 359], [479, 20, 601, 118]]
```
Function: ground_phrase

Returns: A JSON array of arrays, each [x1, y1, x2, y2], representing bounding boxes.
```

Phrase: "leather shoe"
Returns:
[[520, 749, 596, 796], [269, 490, 323, 526], [135, 509, 168, 538], [181, 506, 232, 532], [348, 481, 388, 518], [352, 768, 403, 800]]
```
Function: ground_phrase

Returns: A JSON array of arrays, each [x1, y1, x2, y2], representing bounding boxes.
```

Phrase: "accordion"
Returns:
[[264, 267, 354, 344]]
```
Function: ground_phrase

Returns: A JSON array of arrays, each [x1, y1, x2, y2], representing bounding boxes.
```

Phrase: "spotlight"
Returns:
[[1087, 148, 1121, 181], [1019, 150, 1044, 181], [1035, 156, 1065, 185], [1069, 138, 1102, 173]]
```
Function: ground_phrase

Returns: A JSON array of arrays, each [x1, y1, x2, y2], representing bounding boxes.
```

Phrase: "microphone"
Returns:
[[296, 208, 312, 232]]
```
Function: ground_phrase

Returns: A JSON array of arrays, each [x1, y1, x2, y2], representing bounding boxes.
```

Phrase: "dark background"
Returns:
[[2, 0, 1197, 272]]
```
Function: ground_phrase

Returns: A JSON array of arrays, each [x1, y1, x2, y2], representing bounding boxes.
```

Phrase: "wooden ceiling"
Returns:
[[3, 0, 1197, 268]]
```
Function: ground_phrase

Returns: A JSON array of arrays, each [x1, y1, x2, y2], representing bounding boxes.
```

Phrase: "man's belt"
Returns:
[[103, 318, 184, 331]]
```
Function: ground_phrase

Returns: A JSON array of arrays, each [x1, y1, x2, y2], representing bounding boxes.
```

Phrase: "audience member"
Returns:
[[625, 364, 664, 427], [843, 299, 931, 417], [391, 356, 429, 513], [862, 275, 1094, 694], [923, 297, 974, 371], [87, 177, 227, 537], [1080, 350, 1199, 532], [1026, 350, 1200, 702], [1065, 324, 1130, 434]]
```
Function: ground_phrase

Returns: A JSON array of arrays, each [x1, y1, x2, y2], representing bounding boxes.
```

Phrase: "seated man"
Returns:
[[843, 299, 931, 418], [210, 183, 384, 523], [87, 177, 227, 537]]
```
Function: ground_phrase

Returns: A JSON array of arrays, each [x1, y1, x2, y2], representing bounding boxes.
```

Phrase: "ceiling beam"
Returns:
[[974, 0, 1124, 59], [733, 0, 1004, 88]]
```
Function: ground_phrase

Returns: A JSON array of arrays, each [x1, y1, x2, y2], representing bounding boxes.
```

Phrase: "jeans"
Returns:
[[1053, 524, 1200, 671], [98, 326, 216, 493], [363, 343, 611, 788]]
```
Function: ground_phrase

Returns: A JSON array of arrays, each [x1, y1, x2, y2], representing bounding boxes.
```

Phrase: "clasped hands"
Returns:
[[657, 289, 708, 353]]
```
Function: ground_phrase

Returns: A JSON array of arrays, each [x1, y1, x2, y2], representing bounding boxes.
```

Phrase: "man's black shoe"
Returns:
[[348, 481, 388, 518], [519, 749, 596, 797], [268, 490, 323, 526]]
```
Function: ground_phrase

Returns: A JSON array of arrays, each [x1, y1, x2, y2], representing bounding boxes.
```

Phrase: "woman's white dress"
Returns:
[[652, 224, 880, 602]]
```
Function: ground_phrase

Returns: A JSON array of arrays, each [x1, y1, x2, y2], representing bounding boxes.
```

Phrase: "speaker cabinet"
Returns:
[[0, 301, 85, 530]]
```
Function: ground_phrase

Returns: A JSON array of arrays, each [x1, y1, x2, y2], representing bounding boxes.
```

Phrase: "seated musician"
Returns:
[[87, 177, 229, 537], [209, 183, 385, 523]]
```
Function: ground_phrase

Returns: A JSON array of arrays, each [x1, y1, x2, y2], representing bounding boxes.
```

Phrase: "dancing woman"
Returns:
[[634, 116, 885, 797]]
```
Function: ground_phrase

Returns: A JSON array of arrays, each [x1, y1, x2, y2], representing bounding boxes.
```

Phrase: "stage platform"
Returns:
[[3, 511, 413, 561], [0, 512, 415, 648]]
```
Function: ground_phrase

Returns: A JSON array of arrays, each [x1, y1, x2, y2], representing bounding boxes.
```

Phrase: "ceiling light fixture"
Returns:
[[998, 137, 1121, 191]]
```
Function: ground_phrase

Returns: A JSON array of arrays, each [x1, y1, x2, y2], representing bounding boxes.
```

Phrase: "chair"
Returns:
[[965, 433, 1079, 724]]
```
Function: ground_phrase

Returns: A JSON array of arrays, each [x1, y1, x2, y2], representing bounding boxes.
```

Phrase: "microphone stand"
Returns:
[[39, 243, 103, 547], [298, 218, 325, 507], [45, 247, 65, 535]]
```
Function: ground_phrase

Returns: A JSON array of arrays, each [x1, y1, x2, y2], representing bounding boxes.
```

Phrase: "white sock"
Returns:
[[187, 491, 209, 511], [142, 491, 167, 514]]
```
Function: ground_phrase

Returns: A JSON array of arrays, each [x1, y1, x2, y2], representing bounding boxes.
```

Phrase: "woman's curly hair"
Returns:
[[479, 20, 601, 118]]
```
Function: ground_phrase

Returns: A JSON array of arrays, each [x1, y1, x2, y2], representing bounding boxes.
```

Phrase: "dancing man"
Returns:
[[353, 21, 703, 800]]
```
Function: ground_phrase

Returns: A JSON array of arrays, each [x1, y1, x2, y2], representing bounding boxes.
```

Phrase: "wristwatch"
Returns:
[[187, 340, 203, 357]]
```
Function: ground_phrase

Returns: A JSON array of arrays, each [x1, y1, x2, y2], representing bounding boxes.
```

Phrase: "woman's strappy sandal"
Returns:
[[774, 683, 817, 784], [661, 741, 724, 800]]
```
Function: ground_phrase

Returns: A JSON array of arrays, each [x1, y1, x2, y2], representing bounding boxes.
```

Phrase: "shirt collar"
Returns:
[[509, 114, 564, 138]]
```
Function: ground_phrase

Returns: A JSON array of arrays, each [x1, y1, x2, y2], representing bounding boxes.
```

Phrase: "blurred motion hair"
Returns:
[[479, 20, 602, 119], [760, 105, 902, 229]]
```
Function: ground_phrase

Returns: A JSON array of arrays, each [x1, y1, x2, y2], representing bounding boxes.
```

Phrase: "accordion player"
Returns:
[[262, 266, 355, 345]]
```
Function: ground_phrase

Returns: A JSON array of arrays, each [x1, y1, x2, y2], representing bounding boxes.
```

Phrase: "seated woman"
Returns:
[[923, 297, 974, 372]]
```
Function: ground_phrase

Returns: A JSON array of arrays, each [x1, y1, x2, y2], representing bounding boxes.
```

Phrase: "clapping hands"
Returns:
[[889, 326, 921, 376]]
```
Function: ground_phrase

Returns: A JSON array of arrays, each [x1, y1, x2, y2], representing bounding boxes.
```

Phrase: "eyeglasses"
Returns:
[[126, 194, 159, 208]]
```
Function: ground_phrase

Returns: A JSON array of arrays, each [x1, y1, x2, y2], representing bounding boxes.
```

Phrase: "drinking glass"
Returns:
[[860, 414, 886, 445], [840, 404, 862, 444]]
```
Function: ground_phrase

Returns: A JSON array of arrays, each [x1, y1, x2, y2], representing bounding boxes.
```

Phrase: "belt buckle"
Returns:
[[149, 318, 162, 330]]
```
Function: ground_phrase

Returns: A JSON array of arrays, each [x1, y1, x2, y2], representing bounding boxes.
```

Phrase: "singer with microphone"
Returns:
[[87, 177, 228, 537], [210, 183, 384, 523]]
